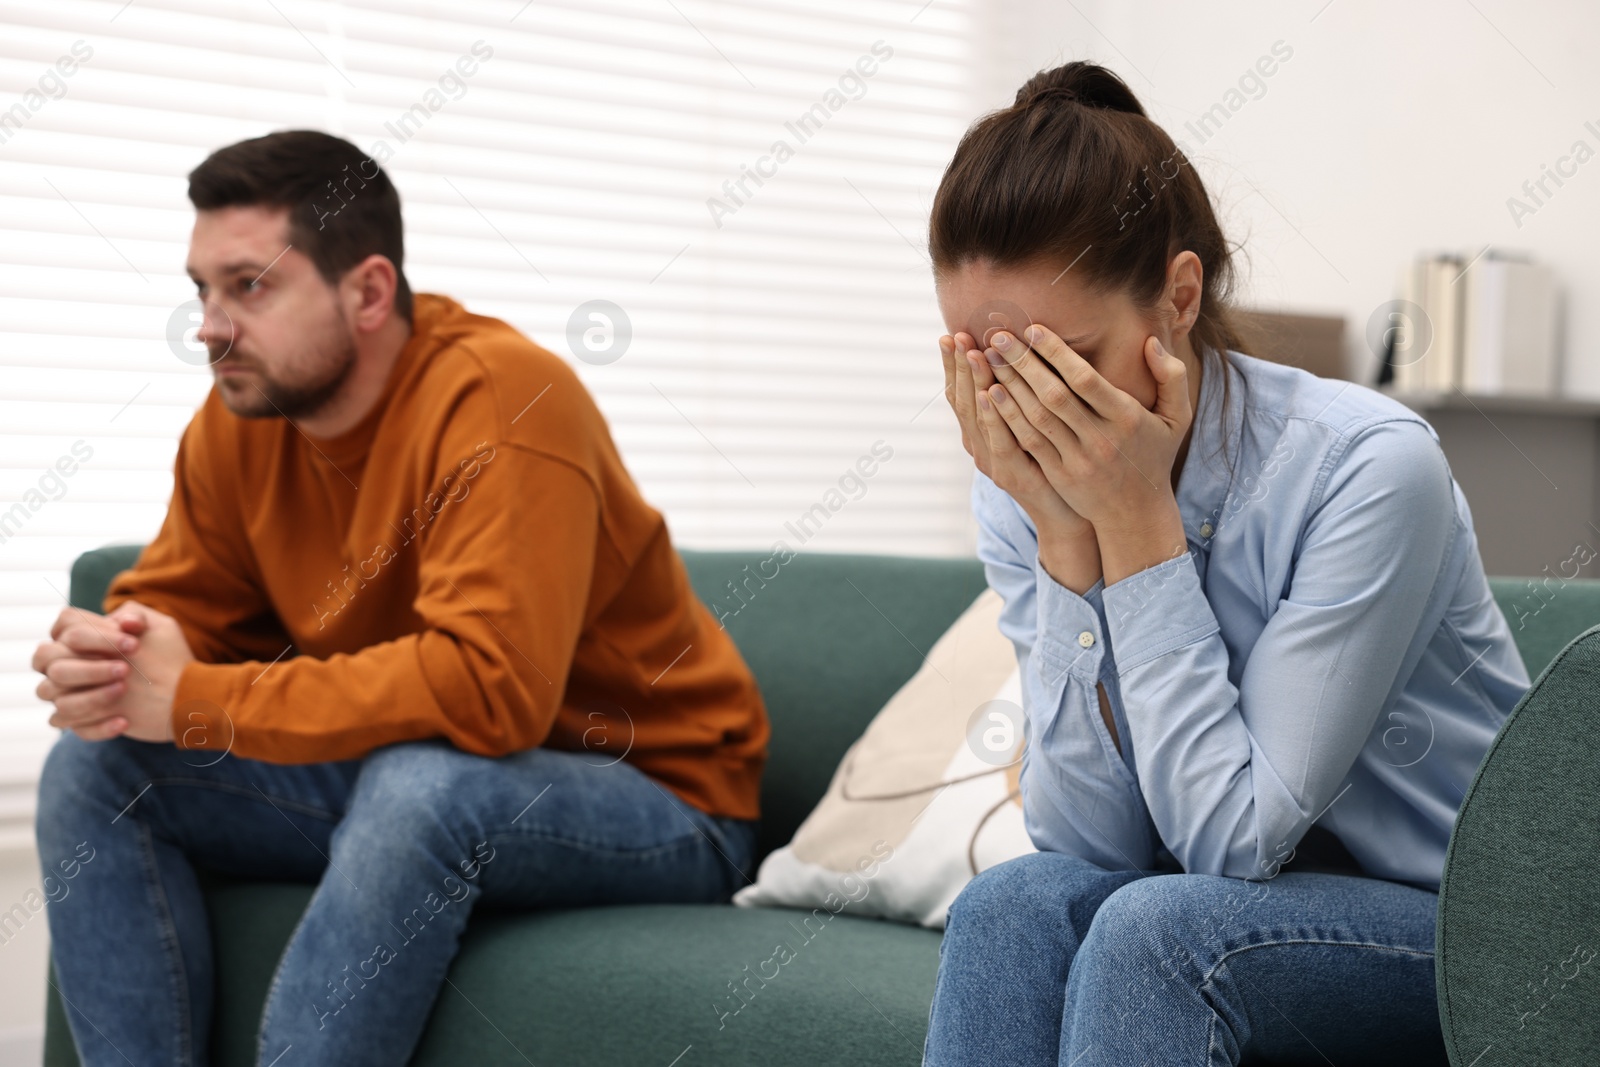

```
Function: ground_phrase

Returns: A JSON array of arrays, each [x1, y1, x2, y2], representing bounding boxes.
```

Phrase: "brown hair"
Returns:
[[188, 130, 413, 323], [930, 62, 1247, 467]]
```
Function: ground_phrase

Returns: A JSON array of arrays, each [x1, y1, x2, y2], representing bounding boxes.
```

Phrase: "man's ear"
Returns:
[[343, 254, 400, 334], [1164, 250, 1204, 342]]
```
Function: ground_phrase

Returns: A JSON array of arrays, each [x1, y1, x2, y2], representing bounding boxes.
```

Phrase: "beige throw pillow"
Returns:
[[732, 588, 1035, 928]]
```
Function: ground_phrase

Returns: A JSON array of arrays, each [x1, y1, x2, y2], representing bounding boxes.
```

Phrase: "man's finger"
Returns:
[[51, 607, 137, 653], [45, 658, 129, 690], [71, 717, 129, 743], [50, 606, 108, 642], [32, 640, 68, 675], [47, 683, 127, 726], [108, 603, 151, 635], [57, 622, 137, 658]]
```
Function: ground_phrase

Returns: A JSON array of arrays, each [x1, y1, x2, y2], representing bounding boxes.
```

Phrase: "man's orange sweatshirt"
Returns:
[[105, 293, 769, 820]]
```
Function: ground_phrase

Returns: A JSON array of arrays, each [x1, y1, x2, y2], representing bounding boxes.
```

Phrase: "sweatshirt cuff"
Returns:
[[1101, 550, 1220, 670], [1033, 558, 1108, 682]]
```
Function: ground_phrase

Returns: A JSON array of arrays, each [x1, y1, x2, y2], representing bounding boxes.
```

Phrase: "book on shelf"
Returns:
[[1385, 250, 1559, 397]]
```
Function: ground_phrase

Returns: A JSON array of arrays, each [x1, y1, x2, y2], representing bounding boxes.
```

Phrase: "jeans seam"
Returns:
[[1200, 936, 1436, 1065], [135, 817, 193, 1067], [256, 880, 325, 1067], [1204, 937, 1435, 986], [489, 825, 718, 860]]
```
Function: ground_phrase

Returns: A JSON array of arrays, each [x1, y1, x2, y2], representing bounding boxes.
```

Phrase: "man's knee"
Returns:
[[37, 733, 141, 834], [339, 741, 493, 849]]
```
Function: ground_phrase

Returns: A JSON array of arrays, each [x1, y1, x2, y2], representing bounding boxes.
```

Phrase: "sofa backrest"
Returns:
[[67, 545, 1600, 862], [1486, 575, 1600, 680], [678, 550, 988, 858]]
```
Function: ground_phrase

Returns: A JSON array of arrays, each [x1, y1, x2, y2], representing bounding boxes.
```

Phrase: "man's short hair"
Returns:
[[187, 130, 413, 322]]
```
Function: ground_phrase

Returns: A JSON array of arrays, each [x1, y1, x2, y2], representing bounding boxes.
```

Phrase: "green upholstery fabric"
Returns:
[[42, 545, 1600, 1065], [1485, 576, 1600, 682], [1436, 624, 1600, 1066]]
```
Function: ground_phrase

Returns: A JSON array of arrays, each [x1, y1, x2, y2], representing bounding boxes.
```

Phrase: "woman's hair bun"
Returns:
[[1012, 61, 1146, 118]]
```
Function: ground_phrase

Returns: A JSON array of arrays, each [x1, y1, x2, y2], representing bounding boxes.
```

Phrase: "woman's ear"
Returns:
[[1164, 250, 1204, 342]]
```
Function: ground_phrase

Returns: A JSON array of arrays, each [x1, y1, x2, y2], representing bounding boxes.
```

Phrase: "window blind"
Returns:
[[0, 0, 978, 836]]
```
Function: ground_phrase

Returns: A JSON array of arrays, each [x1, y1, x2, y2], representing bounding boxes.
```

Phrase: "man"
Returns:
[[32, 130, 768, 1066]]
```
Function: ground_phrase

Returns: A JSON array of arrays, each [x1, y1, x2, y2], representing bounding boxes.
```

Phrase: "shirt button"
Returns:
[[1077, 631, 1096, 648], [1199, 522, 1215, 538]]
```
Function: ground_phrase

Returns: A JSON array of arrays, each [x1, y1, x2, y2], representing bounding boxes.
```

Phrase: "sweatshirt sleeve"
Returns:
[[972, 472, 1160, 872], [104, 418, 290, 665], [1092, 420, 1458, 879], [172, 440, 600, 763]]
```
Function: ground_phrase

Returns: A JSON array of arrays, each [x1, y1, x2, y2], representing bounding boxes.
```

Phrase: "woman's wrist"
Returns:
[[1034, 511, 1103, 596], [1095, 496, 1188, 586]]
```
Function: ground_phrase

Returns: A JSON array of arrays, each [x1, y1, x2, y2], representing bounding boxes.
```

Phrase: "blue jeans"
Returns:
[[35, 733, 756, 1067], [924, 851, 1448, 1066]]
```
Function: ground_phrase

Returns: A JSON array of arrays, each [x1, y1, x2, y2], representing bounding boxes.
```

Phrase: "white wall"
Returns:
[[975, 0, 1599, 393], [0, 842, 49, 1066]]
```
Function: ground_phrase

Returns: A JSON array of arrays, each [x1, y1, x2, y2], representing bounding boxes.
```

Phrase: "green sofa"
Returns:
[[42, 545, 1600, 1066]]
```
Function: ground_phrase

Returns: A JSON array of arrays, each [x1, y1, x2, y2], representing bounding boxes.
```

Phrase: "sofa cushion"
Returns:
[[48, 874, 942, 1067]]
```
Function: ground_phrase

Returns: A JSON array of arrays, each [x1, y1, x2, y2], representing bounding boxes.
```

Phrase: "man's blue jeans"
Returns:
[[923, 850, 1448, 1066], [35, 732, 757, 1067]]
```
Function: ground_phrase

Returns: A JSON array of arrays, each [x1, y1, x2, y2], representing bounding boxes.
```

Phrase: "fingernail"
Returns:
[[993, 332, 1010, 350], [985, 348, 1005, 367], [976, 390, 991, 411], [120, 637, 136, 652], [1026, 326, 1041, 343], [990, 384, 1009, 405]]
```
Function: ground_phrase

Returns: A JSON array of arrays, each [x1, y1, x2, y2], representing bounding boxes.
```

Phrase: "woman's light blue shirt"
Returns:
[[972, 348, 1530, 889]]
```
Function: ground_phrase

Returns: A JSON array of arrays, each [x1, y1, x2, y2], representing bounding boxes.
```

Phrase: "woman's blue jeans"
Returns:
[[923, 850, 1448, 1066], [35, 732, 757, 1067]]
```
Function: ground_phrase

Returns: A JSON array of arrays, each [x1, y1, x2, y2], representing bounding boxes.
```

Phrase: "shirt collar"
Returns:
[[1172, 345, 1246, 546]]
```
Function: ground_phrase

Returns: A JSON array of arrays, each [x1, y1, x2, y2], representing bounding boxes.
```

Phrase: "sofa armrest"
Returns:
[[68, 543, 146, 613], [1436, 623, 1600, 1061]]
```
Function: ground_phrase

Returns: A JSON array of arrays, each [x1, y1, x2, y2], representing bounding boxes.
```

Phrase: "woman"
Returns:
[[923, 62, 1529, 1065]]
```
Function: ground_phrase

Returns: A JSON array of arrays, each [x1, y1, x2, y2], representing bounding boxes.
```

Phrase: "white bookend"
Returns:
[[1461, 255, 1558, 397], [1391, 258, 1427, 392], [1426, 255, 1463, 391], [1461, 257, 1507, 392]]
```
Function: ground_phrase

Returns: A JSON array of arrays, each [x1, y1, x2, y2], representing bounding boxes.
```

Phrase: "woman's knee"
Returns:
[[1079, 873, 1254, 980], [946, 851, 1123, 942]]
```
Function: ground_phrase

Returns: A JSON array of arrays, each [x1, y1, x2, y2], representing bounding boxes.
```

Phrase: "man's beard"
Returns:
[[211, 320, 359, 422]]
